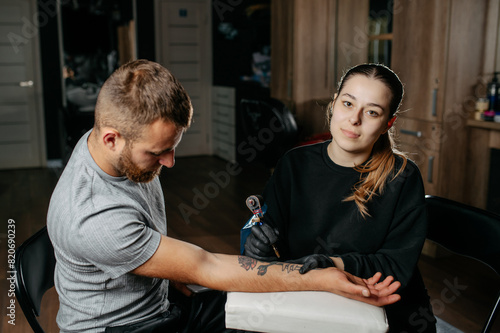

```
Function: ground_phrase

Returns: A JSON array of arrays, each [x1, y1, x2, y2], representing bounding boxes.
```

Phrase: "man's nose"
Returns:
[[159, 150, 175, 168]]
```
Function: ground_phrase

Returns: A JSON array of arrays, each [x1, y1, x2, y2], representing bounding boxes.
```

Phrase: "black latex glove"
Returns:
[[243, 224, 279, 261], [287, 254, 335, 274]]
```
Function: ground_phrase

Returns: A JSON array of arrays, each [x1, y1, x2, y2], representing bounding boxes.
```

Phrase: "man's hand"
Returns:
[[170, 280, 193, 297], [244, 224, 279, 261], [321, 269, 401, 307]]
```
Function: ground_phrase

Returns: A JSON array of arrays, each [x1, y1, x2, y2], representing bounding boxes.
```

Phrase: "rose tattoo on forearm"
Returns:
[[238, 256, 301, 276]]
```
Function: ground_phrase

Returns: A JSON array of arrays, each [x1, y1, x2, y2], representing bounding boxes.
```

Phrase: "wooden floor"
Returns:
[[1, 155, 499, 332]]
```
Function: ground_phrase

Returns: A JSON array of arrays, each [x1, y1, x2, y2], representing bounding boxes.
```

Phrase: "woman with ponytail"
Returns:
[[244, 63, 436, 332]]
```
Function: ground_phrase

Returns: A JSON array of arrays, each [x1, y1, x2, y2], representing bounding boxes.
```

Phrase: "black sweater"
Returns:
[[262, 141, 435, 332]]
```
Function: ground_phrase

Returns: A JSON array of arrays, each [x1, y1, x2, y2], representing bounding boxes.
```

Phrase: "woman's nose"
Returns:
[[349, 109, 362, 125]]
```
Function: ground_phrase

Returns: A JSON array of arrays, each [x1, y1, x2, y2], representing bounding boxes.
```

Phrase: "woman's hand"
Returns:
[[363, 272, 401, 300], [243, 224, 280, 261], [286, 254, 335, 273], [320, 269, 401, 307]]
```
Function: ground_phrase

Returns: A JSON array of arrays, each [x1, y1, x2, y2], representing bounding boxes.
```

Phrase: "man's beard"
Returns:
[[117, 145, 162, 183]]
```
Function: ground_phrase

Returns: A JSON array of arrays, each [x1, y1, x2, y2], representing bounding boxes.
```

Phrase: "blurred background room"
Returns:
[[1, 0, 500, 332]]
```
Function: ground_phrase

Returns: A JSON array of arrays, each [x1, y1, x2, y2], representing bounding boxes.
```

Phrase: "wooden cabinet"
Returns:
[[465, 121, 500, 210], [270, 0, 369, 138], [391, 0, 487, 202]]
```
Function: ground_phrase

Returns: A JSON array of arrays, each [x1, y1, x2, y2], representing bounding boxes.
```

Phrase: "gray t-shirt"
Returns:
[[47, 130, 169, 332]]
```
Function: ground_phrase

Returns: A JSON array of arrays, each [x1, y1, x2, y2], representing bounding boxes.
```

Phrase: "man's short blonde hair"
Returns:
[[94, 59, 193, 141]]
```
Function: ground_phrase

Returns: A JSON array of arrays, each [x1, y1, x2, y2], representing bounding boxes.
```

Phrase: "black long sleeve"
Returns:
[[261, 141, 435, 332]]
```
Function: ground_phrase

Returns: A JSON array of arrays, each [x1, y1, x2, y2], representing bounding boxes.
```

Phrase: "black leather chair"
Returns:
[[239, 97, 298, 169], [425, 195, 500, 333], [14, 226, 56, 333]]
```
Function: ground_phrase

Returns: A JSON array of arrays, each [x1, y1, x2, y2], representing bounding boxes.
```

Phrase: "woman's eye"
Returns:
[[367, 110, 379, 117], [343, 101, 352, 107]]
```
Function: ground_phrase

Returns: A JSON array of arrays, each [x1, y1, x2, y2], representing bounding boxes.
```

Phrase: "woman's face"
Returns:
[[328, 75, 392, 167]]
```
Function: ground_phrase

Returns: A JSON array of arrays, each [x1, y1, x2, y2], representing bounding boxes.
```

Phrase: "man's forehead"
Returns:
[[136, 120, 184, 150]]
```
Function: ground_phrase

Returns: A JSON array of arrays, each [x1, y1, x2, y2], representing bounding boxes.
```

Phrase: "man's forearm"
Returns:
[[201, 254, 310, 293], [132, 235, 401, 306], [134, 236, 320, 293], [195, 252, 402, 307]]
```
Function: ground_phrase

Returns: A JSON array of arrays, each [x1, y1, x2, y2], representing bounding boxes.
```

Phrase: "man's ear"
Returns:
[[101, 129, 123, 151]]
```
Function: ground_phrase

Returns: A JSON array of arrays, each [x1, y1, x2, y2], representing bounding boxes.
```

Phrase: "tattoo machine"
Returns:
[[243, 195, 280, 258], [246, 195, 265, 224]]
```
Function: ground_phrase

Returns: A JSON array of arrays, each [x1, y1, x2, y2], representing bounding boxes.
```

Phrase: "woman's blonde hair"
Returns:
[[327, 63, 407, 218]]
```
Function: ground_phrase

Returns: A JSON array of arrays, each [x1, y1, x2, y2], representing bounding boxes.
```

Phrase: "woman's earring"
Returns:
[[387, 116, 397, 128]]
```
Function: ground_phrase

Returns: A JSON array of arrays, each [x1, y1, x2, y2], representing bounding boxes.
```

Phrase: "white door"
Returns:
[[0, 0, 46, 169], [156, 0, 211, 157]]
